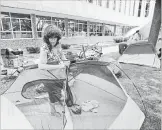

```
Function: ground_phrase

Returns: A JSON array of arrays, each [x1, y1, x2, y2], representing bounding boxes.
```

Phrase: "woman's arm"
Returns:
[[39, 47, 48, 64], [58, 46, 67, 61], [58, 46, 70, 66]]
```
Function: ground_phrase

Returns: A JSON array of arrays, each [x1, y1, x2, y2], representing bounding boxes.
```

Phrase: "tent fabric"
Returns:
[[118, 42, 161, 68], [0, 95, 33, 129], [124, 26, 140, 38], [99, 56, 122, 77], [139, 21, 152, 40], [70, 74, 126, 129], [109, 97, 145, 129], [3, 68, 66, 105], [124, 21, 152, 40], [70, 61, 145, 129], [3, 60, 145, 129], [68, 61, 126, 129], [5, 68, 66, 94], [22, 79, 74, 107]]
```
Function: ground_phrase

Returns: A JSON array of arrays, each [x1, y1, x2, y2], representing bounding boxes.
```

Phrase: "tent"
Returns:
[[138, 21, 152, 40], [124, 26, 141, 38], [124, 21, 152, 40], [118, 41, 160, 68], [0, 95, 33, 129], [2, 61, 145, 129]]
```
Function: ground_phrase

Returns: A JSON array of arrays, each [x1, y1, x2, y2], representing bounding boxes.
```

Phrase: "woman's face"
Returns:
[[49, 37, 57, 47]]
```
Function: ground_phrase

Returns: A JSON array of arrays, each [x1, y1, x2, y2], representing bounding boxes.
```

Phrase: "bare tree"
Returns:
[[148, 0, 161, 47]]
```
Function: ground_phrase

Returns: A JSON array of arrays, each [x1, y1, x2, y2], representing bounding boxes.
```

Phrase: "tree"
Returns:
[[148, 0, 161, 47]]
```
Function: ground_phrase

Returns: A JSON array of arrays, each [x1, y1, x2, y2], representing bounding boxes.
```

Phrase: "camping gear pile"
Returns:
[[64, 43, 103, 64], [26, 47, 40, 54], [78, 43, 102, 60], [1, 48, 23, 68], [1, 48, 40, 76]]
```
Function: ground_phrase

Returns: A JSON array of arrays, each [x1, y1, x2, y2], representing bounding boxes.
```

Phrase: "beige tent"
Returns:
[[2, 61, 145, 129], [0, 95, 33, 129], [118, 41, 160, 68], [124, 21, 152, 40], [139, 21, 152, 40]]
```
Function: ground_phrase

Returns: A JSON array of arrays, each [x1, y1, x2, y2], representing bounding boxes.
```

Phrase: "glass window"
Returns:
[[67, 19, 87, 37], [83, 24, 87, 32], [138, 0, 142, 17], [75, 22, 78, 32], [119, 0, 122, 12], [0, 20, 2, 31], [1, 18, 12, 31], [96, 23, 102, 36], [1, 12, 10, 18], [96, 25, 100, 32], [90, 24, 93, 32], [12, 19, 20, 31], [52, 21, 58, 26], [113, 0, 116, 10], [58, 20, 65, 32], [88, 0, 93, 3], [68, 20, 75, 37], [13, 32, 21, 38], [0, 12, 33, 39], [36, 16, 51, 36], [36, 20, 45, 31], [89, 22, 97, 36], [128, 1, 131, 16], [98, 0, 102, 6], [133, 0, 136, 16], [78, 24, 83, 32], [124, 0, 127, 14], [20, 19, 32, 31], [36, 16, 65, 37], [21, 32, 33, 38], [78, 20, 87, 35], [145, 0, 150, 17], [11, 13, 30, 19], [1, 32, 13, 39], [105, 24, 114, 36], [116, 26, 123, 36], [68, 19, 78, 37], [37, 32, 42, 38], [93, 24, 96, 32], [36, 15, 51, 31], [106, 0, 109, 8]]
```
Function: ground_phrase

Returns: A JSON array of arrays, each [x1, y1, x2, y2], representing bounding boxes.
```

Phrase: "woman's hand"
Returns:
[[40, 48, 48, 64], [63, 61, 70, 67]]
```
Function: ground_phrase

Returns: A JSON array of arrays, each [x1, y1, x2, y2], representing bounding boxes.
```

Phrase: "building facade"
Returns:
[[0, 0, 155, 48]]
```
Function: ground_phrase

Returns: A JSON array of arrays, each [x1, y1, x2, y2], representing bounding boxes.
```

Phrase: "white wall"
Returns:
[[1, 0, 154, 26]]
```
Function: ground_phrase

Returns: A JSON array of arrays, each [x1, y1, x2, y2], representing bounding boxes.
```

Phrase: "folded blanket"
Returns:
[[81, 100, 99, 113]]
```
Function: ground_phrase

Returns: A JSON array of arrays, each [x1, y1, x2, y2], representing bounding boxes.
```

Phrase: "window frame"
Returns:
[[0, 12, 33, 40]]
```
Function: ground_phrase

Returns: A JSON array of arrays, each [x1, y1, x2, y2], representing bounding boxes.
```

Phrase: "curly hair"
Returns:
[[43, 24, 62, 51]]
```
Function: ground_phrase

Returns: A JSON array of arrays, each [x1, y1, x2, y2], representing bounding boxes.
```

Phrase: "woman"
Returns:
[[40, 24, 67, 65], [39, 25, 74, 116]]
